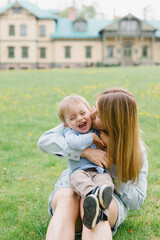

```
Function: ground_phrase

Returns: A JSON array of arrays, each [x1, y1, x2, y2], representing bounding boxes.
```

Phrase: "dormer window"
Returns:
[[120, 20, 138, 31], [13, 7, 22, 13], [74, 19, 87, 32]]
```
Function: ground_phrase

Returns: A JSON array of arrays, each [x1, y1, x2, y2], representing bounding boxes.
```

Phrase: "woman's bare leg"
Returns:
[[82, 221, 112, 240], [108, 198, 118, 228], [80, 197, 118, 240], [46, 188, 81, 240]]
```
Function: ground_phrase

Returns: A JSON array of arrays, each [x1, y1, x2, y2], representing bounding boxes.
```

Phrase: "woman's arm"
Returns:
[[118, 145, 148, 211], [38, 125, 109, 167], [81, 147, 109, 169], [37, 124, 81, 161]]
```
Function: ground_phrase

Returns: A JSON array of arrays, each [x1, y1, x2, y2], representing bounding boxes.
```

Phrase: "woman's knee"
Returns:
[[52, 188, 80, 214]]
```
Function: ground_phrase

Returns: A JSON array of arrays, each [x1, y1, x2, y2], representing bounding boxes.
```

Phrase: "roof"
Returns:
[[0, 0, 57, 19], [51, 18, 113, 39], [101, 14, 156, 32], [0, 3, 160, 39], [147, 20, 160, 38], [51, 15, 160, 40]]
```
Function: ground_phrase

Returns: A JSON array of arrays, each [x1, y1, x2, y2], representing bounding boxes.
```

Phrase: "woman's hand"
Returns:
[[100, 131, 109, 147], [81, 148, 109, 169]]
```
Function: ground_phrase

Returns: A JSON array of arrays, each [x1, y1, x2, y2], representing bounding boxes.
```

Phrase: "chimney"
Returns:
[[68, 7, 75, 21]]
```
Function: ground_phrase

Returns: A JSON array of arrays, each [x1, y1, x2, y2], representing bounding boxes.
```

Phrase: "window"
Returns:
[[142, 46, 148, 57], [74, 21, 87, 32], [8, 47, 15, 58], [85, 46, 92, 58], [9, 25, 15, 36], [20, 25, 27, 36], [107, 46, 114, 58], [22, 47, 28, 58], [134, 49, 138, 54], [13, 7, 22, 13], [65, 46, 71, 58], [117, 48, 121, 54], [40, 48, 46, 58], [40, 26, 46, 37], [120, 20, 138, 31]]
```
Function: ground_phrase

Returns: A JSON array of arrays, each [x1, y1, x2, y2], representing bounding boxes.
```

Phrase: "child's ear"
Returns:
[[64, 123, 68, 127]]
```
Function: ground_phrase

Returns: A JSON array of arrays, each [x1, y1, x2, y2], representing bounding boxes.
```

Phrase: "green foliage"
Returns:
[[58, 9, 68, 18], [58, 4, 97, 18], [81, 5, 97, 18], [0, 67, 160, 239]]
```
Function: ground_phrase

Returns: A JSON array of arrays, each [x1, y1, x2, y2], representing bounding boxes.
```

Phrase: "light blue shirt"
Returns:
[[64, 127, 105, 173], [38, 124, 148, 211]]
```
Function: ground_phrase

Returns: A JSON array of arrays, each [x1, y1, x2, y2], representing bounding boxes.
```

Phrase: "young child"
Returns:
[[58, 94, 114, 229]]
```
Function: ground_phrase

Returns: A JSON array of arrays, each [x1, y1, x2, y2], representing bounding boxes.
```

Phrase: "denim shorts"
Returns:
[[48, 169, 128, 236]]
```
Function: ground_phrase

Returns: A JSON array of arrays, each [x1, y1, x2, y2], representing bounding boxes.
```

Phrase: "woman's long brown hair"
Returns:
[[98, 88, 143, 187]]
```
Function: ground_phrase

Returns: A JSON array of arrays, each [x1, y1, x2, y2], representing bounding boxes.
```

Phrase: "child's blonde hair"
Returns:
[[58, 94, 91, 123]]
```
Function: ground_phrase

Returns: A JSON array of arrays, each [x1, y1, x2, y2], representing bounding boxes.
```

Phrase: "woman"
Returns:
[[38, 88, 148, 240]]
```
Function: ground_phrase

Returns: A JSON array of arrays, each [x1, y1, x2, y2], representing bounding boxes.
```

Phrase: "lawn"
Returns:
[[0, 66, 160, 240]]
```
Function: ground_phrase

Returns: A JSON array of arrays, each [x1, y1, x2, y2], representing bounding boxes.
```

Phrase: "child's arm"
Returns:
[[38, 124, 81, 161], [64, 128, 104, 151]]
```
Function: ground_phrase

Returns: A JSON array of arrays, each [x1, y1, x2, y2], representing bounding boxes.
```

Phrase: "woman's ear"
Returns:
[[64, 123, 68, 127]]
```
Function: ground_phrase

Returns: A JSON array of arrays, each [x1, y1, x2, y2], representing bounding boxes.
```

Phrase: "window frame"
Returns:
[[20, 24, 27, 36], [22, 46, 28, 58], [107, 46, 114, 58], [65, 46, 71, 58], [8, 46, 15, 58], [85, 46, 92, 58], [13, 7, 22, 14], [40, 47, 46, 58], [9, 25, 15, 36], [120, 20, 138, 31], [74, 21, 87, 32], [40, 26, 46, 37], [142, 46, 148, 57]]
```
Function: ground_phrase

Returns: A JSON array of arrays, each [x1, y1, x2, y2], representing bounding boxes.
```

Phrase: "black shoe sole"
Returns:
[[82, 194, 100, 229], [99, 186, 112, 209]]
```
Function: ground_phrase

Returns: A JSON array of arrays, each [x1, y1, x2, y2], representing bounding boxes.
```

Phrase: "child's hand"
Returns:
[[90, 133, 105, 150], [100, 131, 109, 148]]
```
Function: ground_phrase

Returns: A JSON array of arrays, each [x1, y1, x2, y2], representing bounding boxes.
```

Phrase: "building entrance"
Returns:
[[123, 43, 133, 65]]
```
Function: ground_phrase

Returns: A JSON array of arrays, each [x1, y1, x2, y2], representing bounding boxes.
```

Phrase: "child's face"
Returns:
[[64, 103, 92, 133]]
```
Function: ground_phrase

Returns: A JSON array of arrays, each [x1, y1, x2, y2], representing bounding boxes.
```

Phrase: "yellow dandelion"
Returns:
[[29, 133, 32, 136], [84, 85, 89, 89]]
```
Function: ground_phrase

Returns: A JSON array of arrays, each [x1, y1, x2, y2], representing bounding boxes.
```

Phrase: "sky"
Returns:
[[0, 0, 160, 19]]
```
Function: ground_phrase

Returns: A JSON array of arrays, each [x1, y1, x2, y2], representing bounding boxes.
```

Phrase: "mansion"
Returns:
[[0, 1, 160, 69]]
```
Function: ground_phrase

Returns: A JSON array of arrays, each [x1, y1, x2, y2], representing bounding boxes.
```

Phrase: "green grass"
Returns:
[[0, 66, 160, 240]]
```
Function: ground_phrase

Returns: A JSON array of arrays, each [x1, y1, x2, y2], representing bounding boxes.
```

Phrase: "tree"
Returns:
[[58, 5, 97, 19], [81, 5, 97, 18]]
